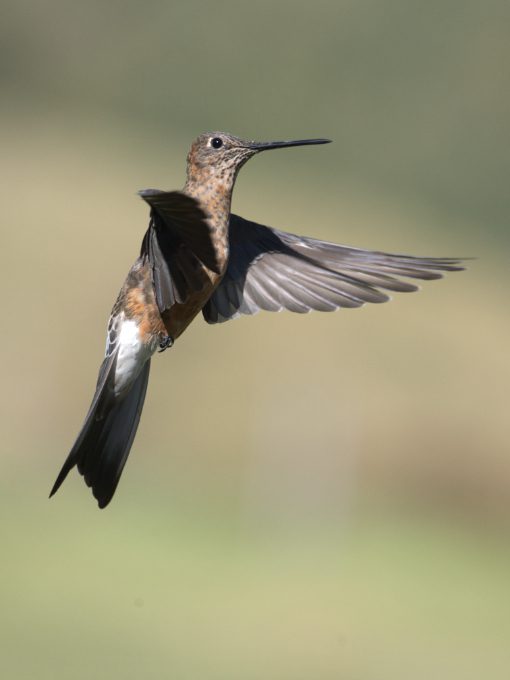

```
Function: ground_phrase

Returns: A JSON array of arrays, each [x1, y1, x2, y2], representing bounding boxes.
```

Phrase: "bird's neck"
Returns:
[[183, 166, 236, 265], [183, 165, 236, 232]]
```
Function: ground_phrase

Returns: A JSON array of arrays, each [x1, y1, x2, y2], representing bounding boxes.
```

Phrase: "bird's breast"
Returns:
[[123, 262, 167, 339], [161, 263, 225, 340]]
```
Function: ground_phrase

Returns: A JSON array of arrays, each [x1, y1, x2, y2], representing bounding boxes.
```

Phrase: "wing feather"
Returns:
[[139, 190, 218, 313], [203, 214, 465, 324]]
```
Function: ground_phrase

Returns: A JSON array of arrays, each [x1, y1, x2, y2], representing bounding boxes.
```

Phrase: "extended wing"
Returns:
[[202, 214, 465, 323], [139, 190, 221, 313]]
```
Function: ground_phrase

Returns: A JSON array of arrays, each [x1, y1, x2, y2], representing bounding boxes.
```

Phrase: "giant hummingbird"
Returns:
[[50, 132, 464, 508]]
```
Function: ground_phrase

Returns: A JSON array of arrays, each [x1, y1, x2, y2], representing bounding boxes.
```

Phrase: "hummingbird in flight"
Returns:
[[50, 132, 464, 508]]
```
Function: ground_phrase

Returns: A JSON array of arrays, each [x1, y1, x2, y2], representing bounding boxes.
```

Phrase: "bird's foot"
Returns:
[[158, 335, 174, 352]]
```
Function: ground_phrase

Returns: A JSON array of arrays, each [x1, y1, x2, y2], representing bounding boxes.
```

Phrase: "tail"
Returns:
[[50, 359, 151, 508]]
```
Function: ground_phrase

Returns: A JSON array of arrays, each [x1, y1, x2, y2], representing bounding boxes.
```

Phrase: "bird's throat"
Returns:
[[183, 174, 232, 237]]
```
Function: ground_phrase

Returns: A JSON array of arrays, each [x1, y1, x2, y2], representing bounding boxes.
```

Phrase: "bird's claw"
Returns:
[[158, 335, 174, 352]]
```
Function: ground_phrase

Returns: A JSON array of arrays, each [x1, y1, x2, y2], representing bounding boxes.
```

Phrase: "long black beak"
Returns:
[[248, 138, 331, 151]]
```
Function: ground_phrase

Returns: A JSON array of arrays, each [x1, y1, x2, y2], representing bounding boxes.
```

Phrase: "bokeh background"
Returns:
[[2, 1, 509, 678]]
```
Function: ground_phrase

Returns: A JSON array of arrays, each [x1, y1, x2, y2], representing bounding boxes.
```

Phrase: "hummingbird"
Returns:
[[50, 132, 464, 508]]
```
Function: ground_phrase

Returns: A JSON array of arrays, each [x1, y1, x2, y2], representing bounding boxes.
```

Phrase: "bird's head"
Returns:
[[185, 132, 331, 192]]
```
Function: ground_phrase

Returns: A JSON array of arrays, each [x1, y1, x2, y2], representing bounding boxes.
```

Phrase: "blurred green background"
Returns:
[[2, 1, 509, 678]]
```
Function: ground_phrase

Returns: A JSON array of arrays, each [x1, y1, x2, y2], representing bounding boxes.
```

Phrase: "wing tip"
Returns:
[[138, 188, 164, 201]]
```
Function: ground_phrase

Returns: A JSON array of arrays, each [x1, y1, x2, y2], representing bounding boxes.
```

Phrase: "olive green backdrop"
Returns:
[[2, 1, 509, 678]]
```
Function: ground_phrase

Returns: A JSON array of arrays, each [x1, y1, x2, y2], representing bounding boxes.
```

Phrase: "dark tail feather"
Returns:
[[50, 359, 151, 508]]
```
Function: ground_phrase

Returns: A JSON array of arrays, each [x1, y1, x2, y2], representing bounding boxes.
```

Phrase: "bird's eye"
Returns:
[[211, 137, 223, 149]]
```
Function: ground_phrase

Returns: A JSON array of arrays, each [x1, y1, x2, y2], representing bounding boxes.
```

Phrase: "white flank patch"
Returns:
[[114, 318, 149, 397]]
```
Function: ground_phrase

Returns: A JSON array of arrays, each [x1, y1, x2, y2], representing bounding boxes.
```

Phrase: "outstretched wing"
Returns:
[[139, 190, 221, 313], [202, 214, 465, 324]]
